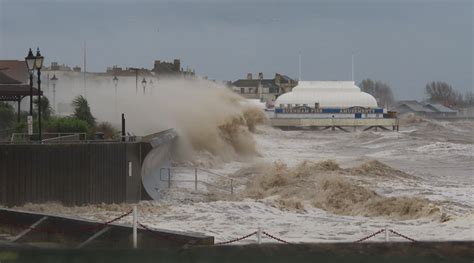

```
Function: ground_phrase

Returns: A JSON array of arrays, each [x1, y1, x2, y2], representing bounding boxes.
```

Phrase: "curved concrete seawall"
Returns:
[[0, 129, 177, 206]]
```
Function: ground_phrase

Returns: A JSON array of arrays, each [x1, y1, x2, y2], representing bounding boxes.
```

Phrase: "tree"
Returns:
[[425, 81, 458, 106], [0, 102, 15, 132], [33, 96, 53, 120], [72, 95, 96, 127], [463, 91, 474, 106], [359, 79, 394, 107]]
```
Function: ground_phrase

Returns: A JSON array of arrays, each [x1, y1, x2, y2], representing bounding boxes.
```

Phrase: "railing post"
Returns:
[[257, 227, 262, 244], [168, 168, 171, 188], [133, 205, 138, 248], [230, 179, 234, 195], [195, 168, 198, 191]]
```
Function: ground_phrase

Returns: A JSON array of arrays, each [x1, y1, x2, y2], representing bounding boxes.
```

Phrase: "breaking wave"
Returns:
[[236, 160, 441, 219]]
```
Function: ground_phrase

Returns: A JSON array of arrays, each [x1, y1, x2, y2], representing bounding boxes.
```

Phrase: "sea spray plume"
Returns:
[[49, 74, 266, 163]]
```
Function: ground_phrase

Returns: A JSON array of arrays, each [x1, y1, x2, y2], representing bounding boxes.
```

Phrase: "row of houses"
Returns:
[[230, 72, 298, 102], [393, 100, 458, 117]]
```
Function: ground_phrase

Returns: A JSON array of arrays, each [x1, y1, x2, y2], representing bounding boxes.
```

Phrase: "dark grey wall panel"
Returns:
[[0, 142, 150, 206]]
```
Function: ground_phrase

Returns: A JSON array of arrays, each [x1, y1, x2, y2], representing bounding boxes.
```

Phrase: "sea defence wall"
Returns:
[[0, 142, 152, 206], [0, 207, 213, 248], [0, 128, 179, 206], [0, 242, 472, 262]]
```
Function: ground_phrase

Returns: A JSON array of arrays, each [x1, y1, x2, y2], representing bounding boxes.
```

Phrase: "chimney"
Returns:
[[275, 73, 281, 84], [258, 72, 263, 80], [247, 73, 252, 80]]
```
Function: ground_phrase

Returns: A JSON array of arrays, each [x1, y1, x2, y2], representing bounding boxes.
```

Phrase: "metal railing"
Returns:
[[1, 133, 143, 144], [159, 167, 234, 194], [10, 133, 87, 143]]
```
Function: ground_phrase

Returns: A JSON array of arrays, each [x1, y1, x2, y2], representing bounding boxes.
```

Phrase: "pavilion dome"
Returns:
[[275, 81, 378, 108]]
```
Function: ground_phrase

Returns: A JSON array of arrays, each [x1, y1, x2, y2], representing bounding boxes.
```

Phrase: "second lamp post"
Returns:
[[24, 48, 44, 141]]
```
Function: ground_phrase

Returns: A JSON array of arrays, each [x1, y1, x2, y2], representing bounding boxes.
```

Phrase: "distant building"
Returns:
[[151, 59, 194, 77], [48, 62, 72, 71], [394, 100, 457, 117], [231, 73, 297, 102], [271, 81, 398, 130], [423, 103, 458, 117], [105, 59, 195, 78]]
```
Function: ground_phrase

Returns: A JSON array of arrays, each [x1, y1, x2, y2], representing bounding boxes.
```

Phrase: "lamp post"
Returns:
[[24, 49, 36, 137], [113, 75, 119, 119], [141, 78, 147, 95], [149, 79, 154, 94], [35, 48, 44, 142], [25, 49, 35, 115], [50, 74, 58, 112]]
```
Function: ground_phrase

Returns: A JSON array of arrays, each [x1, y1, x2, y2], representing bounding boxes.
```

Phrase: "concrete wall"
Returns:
[[0, 242, 471, 262]]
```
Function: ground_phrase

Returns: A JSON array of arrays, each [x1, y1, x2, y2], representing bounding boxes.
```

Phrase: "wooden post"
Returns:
[[133, 205, 138, 248], [194, 168, 198, 191], [257, 227, 262, 244], [168, 168, 171, 188], [17, 100, 21, 122]]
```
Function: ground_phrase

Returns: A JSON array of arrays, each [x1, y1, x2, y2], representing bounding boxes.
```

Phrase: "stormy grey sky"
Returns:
[[0, 0, 472, 99]]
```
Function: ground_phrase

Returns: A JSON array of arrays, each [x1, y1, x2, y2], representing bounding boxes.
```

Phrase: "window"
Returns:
[[241, 88, 244, 93]]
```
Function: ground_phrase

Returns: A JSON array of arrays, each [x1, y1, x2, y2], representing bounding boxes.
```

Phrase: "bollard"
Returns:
[[121, 113, 126, 142], [385, 226, 389, 242], [257, 227, 262, 244], [195, 168, 198, 191], [133, 205, 138, 248], [168, 168, 171, 188]]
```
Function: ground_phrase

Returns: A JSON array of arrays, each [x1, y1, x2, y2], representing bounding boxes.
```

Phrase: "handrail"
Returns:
[[159, 167, 234, 194]]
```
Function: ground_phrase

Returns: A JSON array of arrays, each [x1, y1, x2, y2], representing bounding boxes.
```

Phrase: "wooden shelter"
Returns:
[[0, 70, 42, 121]]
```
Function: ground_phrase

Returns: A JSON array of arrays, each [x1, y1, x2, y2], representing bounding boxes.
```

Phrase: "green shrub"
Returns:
[[46, 117, 91, 134], [0, 102, 15, 131], [94, 121, 119, 139]]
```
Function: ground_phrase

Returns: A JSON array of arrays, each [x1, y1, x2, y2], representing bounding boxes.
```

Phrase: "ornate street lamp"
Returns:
[[24, 48, 36, 137], [141, 78, 147, 95], [35, 48, 44, 142], [149, 79, 154, 94], [24, 49, 35, 115], [113, 75, 119, 88], [50, 74, 58, 112]]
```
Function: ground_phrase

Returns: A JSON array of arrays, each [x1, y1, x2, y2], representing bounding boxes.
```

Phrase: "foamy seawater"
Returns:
[[11, 118, 474, 243]]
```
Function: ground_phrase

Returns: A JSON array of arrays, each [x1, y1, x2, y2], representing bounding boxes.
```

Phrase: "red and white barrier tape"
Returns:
[[215, 232, 257, 245], [354, 229, 385, 243], [262, 231, 291, 244], [389, 229, 417, 242]]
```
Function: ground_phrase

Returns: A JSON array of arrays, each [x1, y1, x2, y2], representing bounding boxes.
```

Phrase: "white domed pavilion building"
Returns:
[[271, 81, 398, 131]]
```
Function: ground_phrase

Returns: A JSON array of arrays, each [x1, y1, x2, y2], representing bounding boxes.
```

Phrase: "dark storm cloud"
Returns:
[[0, 0, 472, 99]]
